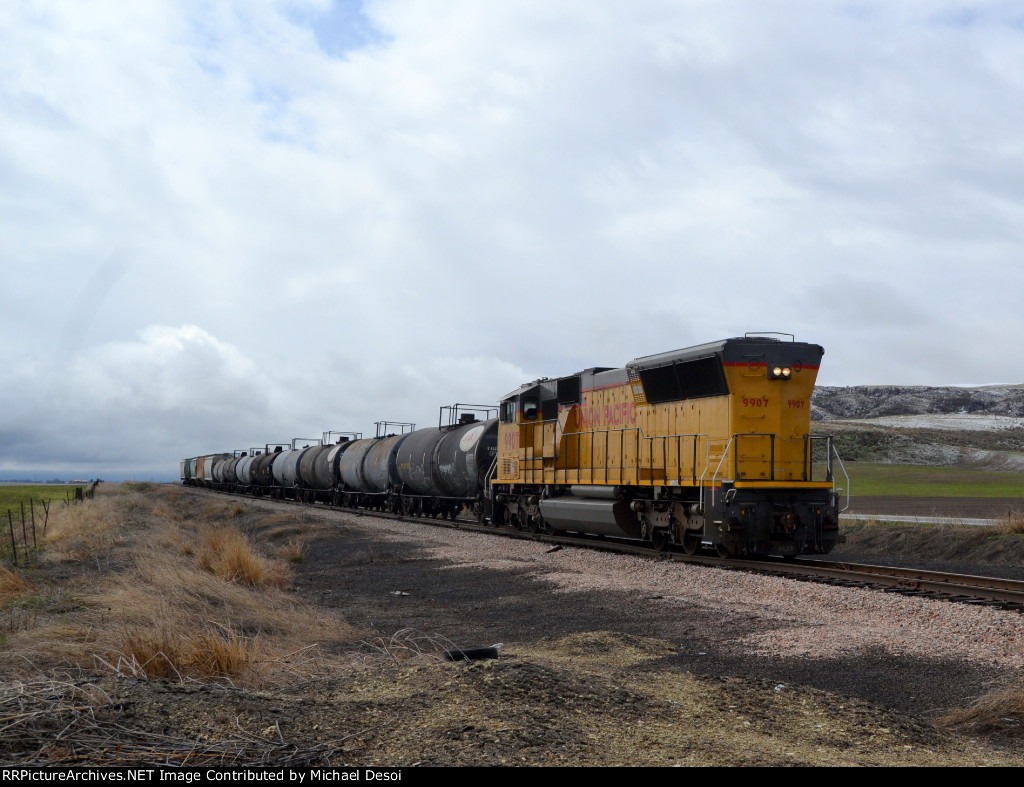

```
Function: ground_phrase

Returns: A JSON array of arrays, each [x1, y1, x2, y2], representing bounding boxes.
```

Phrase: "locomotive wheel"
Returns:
[[715, 543, 731, 559], [682, 532, 701, 556], [650, 530, 670, 551]]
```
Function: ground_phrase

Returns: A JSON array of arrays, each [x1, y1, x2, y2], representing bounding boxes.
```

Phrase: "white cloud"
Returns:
[[2, 1, 1024, 476]]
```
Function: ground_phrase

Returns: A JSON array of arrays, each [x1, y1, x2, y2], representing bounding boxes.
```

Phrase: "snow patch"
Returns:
[[840, 414, 1024, 431]]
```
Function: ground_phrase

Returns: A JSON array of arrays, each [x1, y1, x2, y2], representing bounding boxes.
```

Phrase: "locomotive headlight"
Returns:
[[782, 367, 791, 378], [769, 365, 792, 380]]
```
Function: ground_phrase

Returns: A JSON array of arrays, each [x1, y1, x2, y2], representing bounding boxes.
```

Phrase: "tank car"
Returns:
[[249, 444, 289, 496], [392, 408, 498, 518], [490, 334, 846, 558], [335, 423, 415, 509], [268, 439, 322, 499], [234, 451, 258, 491]]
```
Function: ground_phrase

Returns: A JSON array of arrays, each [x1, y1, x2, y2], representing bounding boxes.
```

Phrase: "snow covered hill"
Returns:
[[810, 385, 1024, 470]]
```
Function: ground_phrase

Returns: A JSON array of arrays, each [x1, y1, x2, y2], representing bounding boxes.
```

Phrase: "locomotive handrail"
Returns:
[[831, 439, 851, 512], [484, 454, 498, 501], [705, 436, 735, 508], [523, 419, 711, 487], [519, 417, 825, 495]]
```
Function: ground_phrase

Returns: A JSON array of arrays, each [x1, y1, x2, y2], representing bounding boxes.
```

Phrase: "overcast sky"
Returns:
[[3, 1, 1024, 480]]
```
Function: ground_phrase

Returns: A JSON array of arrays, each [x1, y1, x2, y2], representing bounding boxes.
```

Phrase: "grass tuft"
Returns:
[[113, 622, 257, 680], [993, 510, 1024, 536], [197, 527, 288, 588], [939, 689, 1024, 738], [0, 567, 32, 596]]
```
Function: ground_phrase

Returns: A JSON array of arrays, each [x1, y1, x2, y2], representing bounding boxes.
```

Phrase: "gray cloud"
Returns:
[[2, 1, 1024, 478]]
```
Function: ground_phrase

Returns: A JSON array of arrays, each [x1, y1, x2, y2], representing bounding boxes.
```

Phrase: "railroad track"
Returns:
[[206, 487, 1024, 613]]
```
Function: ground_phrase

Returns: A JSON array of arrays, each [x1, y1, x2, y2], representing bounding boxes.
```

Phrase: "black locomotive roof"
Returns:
[[500, 336, 824, 402], [628, 336, 824, 372]]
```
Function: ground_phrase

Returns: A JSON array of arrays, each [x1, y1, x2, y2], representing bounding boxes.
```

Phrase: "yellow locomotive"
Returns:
[[490, 334, 845, 557]]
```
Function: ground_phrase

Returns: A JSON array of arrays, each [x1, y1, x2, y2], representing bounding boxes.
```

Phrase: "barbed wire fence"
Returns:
[[3, 490, 72, 568]]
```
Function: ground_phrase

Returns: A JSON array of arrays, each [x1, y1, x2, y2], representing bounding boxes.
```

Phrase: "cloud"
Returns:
[[3, 1, 1024, 476]]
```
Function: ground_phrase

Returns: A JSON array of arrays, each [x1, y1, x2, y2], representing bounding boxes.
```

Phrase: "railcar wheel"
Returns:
[[682, 532, 701, 556]]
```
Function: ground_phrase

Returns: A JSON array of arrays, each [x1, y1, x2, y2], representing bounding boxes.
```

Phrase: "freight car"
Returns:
[[182, 334, 847, 558]]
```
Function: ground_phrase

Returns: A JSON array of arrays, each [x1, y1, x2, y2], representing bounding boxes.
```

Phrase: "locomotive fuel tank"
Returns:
[[538, 492, 641, 538]]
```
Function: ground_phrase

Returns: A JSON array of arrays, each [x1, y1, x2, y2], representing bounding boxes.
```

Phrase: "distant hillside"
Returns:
[[812, 385, 1024, 421], [810, 385, 1024, 470]]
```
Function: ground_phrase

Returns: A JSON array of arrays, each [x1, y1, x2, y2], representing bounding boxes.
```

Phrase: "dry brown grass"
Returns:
[[938, 689, 1024, 738], [993, 510, 1024, 535], [282, 537, 306, 564], [86, 550, 348, 683], [0, 484, 359, 686], [108, 622, 257, 680], [0, 566, 32, 596], [196, 526, 288, 588]]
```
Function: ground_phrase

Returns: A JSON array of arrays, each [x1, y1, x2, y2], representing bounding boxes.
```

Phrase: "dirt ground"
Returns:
[[3, 485, 1024, 767]]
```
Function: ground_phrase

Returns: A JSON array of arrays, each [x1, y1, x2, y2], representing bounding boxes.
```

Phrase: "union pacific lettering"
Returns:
[[578, 401, 636, 430]]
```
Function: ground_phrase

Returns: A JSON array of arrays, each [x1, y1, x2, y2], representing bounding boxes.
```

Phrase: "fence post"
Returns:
[[30, 499, 37, 549], [20, 502, 27, 551], [42, 500, 50, 535], [7, 509, 17, 567]]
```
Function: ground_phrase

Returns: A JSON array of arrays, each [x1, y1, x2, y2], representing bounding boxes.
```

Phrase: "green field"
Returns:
[[844, 463, 1024, 497], [0, 484, 81, 518]]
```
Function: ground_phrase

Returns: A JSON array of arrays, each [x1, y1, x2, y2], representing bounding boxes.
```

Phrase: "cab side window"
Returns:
[[522, 398, 539, 420]]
